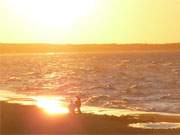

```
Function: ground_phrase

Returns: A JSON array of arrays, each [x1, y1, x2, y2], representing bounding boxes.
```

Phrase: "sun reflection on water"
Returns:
[[129, 122, 180, 129], [35, 97, 69, 114]]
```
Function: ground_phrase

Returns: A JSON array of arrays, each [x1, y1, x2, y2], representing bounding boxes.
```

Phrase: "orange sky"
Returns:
[[0, 0, 180, 44]]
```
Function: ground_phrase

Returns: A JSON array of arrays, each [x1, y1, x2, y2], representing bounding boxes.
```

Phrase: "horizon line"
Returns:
[[1, 42, 180, 45]]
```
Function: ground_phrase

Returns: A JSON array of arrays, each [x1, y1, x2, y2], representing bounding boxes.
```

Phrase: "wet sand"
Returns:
[[0, 101, 180, 134]]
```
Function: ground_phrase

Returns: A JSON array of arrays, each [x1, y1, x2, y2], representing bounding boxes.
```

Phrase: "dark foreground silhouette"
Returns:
[[0, 101, 180, 134]]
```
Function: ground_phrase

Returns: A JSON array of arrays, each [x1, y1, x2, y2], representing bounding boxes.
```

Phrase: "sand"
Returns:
[[0, 101, 180, 134]]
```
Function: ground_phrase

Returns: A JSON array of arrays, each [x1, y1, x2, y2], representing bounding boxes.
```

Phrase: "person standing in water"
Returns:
[[75, 96, 81, 113]]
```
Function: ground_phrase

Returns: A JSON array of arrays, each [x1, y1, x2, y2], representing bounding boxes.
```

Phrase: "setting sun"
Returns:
[[5, 0, 96, 29], [1, 0, 180, 43], [36, 97, 68, 114]]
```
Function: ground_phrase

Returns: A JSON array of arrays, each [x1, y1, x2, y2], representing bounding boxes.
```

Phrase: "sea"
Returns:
[[0, 51, 180, 114]]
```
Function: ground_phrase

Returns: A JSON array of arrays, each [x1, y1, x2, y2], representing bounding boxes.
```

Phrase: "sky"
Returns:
[[0, 0, 180, 44]]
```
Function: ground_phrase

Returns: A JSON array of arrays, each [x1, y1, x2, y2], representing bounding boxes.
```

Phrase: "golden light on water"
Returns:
[[36, 97, 69, 114]]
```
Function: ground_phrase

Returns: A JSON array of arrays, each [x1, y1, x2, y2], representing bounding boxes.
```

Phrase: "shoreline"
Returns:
[[1, 44, 180, 53], [0, 90, 180, 116], [1, 101, 180, 134]]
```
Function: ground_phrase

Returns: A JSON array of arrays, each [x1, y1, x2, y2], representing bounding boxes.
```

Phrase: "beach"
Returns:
[[1, 101, 180, 134], [1, 0, 180, 133], [1, 49, 180, 134]]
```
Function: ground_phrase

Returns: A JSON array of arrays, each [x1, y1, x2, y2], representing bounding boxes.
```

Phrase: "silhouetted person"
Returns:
[[75, 96, 81, 113]]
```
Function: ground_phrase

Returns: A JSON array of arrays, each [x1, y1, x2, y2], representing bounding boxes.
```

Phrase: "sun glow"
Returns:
[[36, 97, 69, 114], [6, 0, 96, 29]]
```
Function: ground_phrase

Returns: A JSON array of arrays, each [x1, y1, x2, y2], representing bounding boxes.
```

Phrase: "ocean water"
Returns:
[[0, 52, 180, 114]]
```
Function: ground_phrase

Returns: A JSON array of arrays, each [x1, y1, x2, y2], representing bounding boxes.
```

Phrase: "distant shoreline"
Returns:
[[1, 43, 180, 53]]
